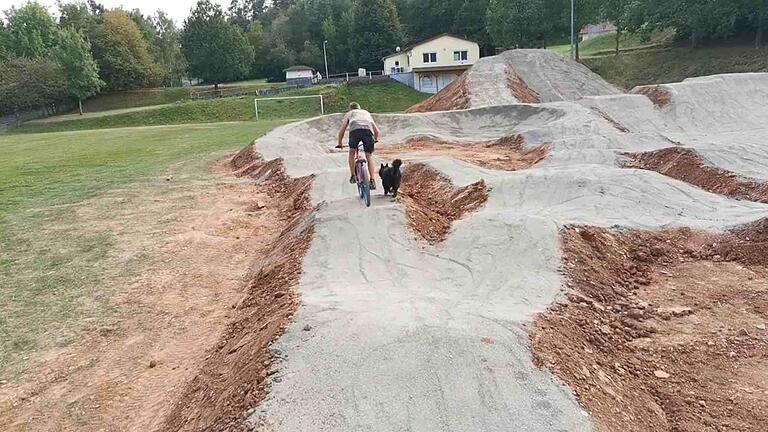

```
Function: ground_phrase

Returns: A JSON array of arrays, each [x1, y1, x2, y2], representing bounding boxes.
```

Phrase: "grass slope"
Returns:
[[584, 45, 768, 89], [16, 82, 429, 134], [549, 30, 674, 57], [0, 121, 286, 377]]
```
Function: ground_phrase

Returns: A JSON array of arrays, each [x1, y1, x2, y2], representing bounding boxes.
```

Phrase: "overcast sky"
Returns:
[[0, 0, 232, 26]]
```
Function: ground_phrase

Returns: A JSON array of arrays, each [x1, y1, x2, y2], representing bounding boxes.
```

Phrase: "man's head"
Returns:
[[349, 102, 360, 110]]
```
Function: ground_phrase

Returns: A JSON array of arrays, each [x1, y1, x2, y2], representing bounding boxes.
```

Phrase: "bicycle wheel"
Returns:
[[356, 163, 365, 198], [358, 164, 371, 207]]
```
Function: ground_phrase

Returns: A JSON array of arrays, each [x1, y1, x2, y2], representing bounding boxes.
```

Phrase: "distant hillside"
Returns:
[[583, 45, 768, 90]]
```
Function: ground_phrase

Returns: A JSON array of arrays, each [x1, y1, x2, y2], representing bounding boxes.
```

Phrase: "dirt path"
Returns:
[[0, 155, 285, 431]]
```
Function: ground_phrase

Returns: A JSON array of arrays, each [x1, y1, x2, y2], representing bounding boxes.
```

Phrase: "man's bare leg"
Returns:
[[348, 149, 356, 180], [365, 152, 376, 185]]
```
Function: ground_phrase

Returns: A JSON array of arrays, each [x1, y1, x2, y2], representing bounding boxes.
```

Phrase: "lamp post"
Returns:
[[323, 40, 329, 81], [570, 0, 576, 60]]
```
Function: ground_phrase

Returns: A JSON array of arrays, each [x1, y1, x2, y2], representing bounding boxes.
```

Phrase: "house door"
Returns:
[[437, 73, 458, 92], [419, 74, 437, 93]]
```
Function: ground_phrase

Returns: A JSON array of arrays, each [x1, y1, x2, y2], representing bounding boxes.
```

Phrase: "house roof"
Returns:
[[284, 65, 314, 72], [383, 33, 479, 60]]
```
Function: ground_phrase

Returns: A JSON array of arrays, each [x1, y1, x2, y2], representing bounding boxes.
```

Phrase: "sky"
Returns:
[[0, 0, 232, 26]]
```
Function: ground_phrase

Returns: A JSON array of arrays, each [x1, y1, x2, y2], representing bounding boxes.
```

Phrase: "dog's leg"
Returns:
[[392, 186, 398, 198]]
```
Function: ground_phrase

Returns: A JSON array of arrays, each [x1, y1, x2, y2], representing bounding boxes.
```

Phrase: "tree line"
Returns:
[[1, 0, 766, 116]]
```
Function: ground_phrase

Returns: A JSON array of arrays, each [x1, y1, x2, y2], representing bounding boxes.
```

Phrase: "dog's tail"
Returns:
[[392, 159, 403, 170]]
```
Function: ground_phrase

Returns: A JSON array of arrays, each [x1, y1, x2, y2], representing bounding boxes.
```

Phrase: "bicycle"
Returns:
[[353, 141, 371, 207]]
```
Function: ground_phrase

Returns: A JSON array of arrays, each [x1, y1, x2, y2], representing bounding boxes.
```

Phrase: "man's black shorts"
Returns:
[[349, 128, 375, 153]]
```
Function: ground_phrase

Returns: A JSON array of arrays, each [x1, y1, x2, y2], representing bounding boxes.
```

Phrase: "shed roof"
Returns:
[[284, 65, 314, 72]]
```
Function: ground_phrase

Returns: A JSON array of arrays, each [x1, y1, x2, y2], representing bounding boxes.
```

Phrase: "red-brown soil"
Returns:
[[634, 85, 672, 108], [377, 135, 550, 171], [625, 147, 768, 203], [591, 107, 630, 133], [531, 221, 768, 432], [505, 66, 541, 103], [158, 143, 315, 431], [406, 73, 470, 113], [398, 164, 488, 244]]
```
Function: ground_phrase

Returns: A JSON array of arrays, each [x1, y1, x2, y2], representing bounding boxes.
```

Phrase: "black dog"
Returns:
[[379, 159, 402, 197]]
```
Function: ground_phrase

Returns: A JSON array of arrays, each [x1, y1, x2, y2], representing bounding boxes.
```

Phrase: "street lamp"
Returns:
[[570, 0, 575, 60], [323, 40, 329, 81]]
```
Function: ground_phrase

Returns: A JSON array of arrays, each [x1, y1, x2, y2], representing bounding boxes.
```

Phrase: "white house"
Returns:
[[580, 22, 617, 41], [383, 33, 480, 94], [284, 65, 314, 86]]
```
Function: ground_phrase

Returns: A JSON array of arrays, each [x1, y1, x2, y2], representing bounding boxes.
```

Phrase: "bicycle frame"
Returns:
[[354, 142, 370, 207]]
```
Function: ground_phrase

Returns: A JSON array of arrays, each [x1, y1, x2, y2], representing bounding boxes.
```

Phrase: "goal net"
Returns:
[[254, 94, 325, 121]]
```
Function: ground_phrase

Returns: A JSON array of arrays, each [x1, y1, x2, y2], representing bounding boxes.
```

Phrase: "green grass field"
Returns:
[[14, 82, 429, 134], [549, 30, 674, 57], [0, 120, 286, 379], [584, 45, 768, 89]]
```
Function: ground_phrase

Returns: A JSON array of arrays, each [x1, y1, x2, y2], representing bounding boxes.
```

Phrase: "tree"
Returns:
[[130, 9, 157, 47], [58, 1, 98, 34], [0, 58, 67, 115], [152, 11, 187, 87], [262, 37, 294, 81], [90, 10, 161, 90], [350, 0, 405, 71], [5, 2, 60, 58], [246, 21, 268, 77], [0, 21, 9, 61], [298, 40, 323, 70], [181, 0, 254, 89], [52, 28, 104, 114], [487, 0, 548, 48], [455, 0, 494, 55]]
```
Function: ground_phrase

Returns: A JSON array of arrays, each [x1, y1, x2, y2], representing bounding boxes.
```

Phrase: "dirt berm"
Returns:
[[160, 49, 768, 431]]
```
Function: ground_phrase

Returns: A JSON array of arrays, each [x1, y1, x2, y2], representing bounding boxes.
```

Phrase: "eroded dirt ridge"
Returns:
[[159, 142, 316, 432], [377, 135, 550, 171], [532, 222, 768, 432], [406, 72, 470, 113], [398, 164, 488, 244], [632, 85, 673, 108], [625, 147, 768, 203], [505, 65, 541, 103]]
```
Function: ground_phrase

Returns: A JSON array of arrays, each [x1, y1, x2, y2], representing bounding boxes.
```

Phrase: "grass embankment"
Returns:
[[584, 45, 768, 89], [0, 121, 286, 378], [81, 79, 286, 113], [549, 30, 674, 57], [16, 82, 428, 134]]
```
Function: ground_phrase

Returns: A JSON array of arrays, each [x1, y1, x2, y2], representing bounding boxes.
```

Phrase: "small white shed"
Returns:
[[284, 65, 314, 86]]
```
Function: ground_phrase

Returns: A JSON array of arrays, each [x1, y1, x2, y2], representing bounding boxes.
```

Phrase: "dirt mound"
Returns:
[[624, 147, 768, 203], [398, 164, 488, 244], [377, 135, 549, 171], [159, 144, 315, 432], [591, 108, 630, 133], [406, 73, 470, 113], [531, 222, 768, 432], [505, 66, 540, 103], [633, 85, 672, 108], [405, 49, 620, 112]]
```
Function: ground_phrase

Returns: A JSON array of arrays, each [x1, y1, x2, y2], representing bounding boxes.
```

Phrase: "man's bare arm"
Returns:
[[336, 118, 349, 148], [372, 122, 381, 141]]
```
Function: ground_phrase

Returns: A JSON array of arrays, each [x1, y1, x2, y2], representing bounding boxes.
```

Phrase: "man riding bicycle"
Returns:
[[336, 102, 380, 189]]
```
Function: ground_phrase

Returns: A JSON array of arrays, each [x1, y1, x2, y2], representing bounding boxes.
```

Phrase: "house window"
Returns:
[[422, 52, 437, 63], [453, 50, 468, 62]]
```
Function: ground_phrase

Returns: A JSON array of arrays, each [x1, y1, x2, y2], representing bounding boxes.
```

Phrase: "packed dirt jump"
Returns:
[[169, 50, 768, 431]]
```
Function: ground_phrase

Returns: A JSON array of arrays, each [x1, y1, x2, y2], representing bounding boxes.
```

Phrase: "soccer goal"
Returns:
[[253, 94, 324, 121]]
